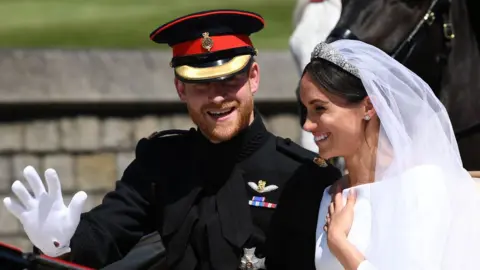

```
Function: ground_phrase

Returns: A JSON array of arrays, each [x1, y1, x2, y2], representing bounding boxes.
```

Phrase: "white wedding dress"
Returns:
[[308, 39, 480, 270], [314, 165, 452, 270], [314, 182, 373, 270]]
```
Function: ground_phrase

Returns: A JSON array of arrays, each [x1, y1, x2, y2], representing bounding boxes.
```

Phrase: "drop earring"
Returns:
[[364, 115, 371, 121]]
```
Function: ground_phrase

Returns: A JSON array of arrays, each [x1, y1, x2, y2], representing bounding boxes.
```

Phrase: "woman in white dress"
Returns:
[[298, 40, 480, 270]]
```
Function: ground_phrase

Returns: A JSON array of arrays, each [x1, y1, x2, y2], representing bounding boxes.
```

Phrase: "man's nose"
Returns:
[[209, 84, 227, 104]]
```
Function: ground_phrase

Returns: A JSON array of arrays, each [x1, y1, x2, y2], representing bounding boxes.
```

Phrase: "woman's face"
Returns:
[[299, 72, 369, 159]]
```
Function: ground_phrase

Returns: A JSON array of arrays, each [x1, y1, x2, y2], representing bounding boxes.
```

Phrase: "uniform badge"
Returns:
[[239, 247, 266, 270], [201, 32, 214, 51], [249, 196, 277, 209], [313, 157, 328, 167], [248, 180, 278, 193]]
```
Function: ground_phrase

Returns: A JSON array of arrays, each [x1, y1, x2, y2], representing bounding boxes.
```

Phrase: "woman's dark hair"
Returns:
[[302, 58, 367, 103]]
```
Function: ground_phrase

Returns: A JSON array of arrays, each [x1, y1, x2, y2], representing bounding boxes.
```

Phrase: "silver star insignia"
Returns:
[[239, 247, 266, 270]]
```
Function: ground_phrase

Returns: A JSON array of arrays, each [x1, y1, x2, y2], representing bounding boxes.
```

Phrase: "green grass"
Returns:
[[0, 0, 295, 49]]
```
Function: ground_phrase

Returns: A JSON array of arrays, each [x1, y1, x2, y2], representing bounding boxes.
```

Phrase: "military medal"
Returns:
[[239, 247, 266, 270], [249, 196, 277, 209]]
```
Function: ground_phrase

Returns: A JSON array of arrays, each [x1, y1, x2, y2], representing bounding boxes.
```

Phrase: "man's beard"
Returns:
[[188, 98, 254, 143]]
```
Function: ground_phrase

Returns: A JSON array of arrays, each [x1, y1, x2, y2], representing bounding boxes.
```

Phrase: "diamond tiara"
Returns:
[[310, 42, 361, 78]]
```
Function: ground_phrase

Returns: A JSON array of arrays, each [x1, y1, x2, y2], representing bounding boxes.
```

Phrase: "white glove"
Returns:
[[3, 166, 87, 257]]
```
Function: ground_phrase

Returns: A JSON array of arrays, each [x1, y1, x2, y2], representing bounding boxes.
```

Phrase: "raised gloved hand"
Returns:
[[3, 166, 87, 257]]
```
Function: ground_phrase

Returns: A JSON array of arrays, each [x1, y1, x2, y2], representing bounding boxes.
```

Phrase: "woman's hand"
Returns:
[[324, 185, 365, 270], [325, 185, 363, 270], [325, 185, 356, 241]]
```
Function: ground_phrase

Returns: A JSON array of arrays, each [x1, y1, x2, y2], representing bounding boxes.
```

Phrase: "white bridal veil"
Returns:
[[311, 40, 480, 269]]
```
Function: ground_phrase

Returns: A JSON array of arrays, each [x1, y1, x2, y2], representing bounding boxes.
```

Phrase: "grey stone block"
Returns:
[[12, 154, 40, 182], [171, 114, 195, 130], [0, 156, 12, 191], [24, 120, 59, 152], [0, 123, 23, 152], [41, 154, 75, 192], [60, 117, 100, 151], [0, 203, 20, 234], [133, 115, 171, 142], [75, 153, 116, 191], [116, 152, 135, 179], [101, 118, 133, 150]]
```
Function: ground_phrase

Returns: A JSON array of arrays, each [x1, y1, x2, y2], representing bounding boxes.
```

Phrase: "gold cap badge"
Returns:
[[201, 32, 214, 51]]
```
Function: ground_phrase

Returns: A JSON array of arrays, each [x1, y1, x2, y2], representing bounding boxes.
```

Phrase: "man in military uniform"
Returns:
[[3, 9, 340, 270]]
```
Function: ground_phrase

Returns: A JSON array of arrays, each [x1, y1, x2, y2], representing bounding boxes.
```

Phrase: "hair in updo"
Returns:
[[302, 58, 368, 103]]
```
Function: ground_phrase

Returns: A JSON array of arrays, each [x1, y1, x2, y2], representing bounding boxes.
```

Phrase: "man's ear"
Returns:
[[174, 77, 187, 102], [248, 61, 260, 95]]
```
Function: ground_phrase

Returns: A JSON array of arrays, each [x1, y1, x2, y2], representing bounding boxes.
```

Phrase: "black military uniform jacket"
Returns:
[[65, 112, 340, 270]]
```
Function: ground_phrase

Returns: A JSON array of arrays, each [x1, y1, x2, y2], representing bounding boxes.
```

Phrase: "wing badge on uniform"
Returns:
[[248, 180, 278, 193]]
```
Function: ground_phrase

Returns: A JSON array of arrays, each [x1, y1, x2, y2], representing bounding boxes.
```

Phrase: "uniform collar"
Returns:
[[195, 108, 270, 163]]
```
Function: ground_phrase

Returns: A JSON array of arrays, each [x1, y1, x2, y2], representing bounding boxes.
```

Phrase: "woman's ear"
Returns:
[[364, 96, 376, 119]]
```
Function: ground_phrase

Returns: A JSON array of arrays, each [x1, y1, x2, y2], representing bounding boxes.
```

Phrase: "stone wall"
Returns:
[[0, 50, 299, 104], [0, 49, 302, 252], [0, 111, 300, 251]]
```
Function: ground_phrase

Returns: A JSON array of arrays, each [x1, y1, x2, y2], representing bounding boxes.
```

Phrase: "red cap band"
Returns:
[[172, 34, 253, 57]]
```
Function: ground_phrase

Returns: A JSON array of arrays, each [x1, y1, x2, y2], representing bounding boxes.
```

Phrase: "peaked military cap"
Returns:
[[150, 9, 265, 82]]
